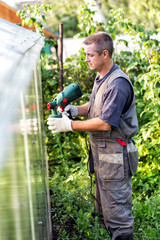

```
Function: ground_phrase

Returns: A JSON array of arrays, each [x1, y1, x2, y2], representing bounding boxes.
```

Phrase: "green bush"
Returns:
[[49, 157, 110, 240]]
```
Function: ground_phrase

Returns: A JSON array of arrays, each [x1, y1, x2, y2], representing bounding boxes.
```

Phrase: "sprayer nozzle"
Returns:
[[47, 103, 51, 110]]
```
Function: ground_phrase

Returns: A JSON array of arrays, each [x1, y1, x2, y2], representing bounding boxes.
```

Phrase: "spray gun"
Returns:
[[47, 83, 83, 118]]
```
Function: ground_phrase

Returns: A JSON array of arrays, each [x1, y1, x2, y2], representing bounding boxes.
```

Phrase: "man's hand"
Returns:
[[47, 113, 73, 134], [64, 104, 78, 117]]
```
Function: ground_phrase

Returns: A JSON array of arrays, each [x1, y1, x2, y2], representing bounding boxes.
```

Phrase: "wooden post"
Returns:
[[59, 22, 63, 91]]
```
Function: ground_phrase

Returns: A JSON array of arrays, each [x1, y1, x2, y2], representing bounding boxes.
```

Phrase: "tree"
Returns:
[[43, 0, 85, 37], [99, 0, 160, 30]]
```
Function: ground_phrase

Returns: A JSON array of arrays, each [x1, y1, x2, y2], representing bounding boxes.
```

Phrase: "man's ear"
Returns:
[[103, 50, 109, 58]]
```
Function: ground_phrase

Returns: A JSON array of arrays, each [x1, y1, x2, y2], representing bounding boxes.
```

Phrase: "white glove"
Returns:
[[64, 104, 78, 117], [47, 112, 73, 134]]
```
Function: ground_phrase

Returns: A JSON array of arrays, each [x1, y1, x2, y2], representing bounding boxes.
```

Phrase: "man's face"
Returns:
[[84, 43, 105, 72]]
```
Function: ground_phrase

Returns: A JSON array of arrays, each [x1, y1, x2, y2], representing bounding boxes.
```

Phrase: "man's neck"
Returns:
[[99, 59, 113, 79]]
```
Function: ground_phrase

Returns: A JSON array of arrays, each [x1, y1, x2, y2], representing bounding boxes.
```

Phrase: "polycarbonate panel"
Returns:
[[0, 19, 52, 240]]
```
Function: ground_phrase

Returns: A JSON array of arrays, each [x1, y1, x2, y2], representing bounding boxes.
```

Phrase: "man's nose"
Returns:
[[85, 55, 89, 62]]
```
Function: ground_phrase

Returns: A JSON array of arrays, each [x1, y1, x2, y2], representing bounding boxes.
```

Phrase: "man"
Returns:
[[47, 32, 138, 240]]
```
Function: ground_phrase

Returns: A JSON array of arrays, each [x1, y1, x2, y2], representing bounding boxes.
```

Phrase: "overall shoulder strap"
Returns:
[[97, 69, 130, 98], [94, 69, 130, 115]]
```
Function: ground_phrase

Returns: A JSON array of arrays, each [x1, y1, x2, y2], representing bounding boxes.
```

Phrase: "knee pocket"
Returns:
[[103, 204, 133, 229]]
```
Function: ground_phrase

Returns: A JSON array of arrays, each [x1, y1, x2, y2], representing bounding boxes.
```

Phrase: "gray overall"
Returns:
[[88, 68, 138, 239]]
